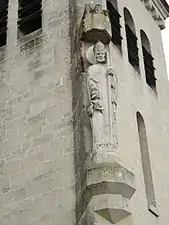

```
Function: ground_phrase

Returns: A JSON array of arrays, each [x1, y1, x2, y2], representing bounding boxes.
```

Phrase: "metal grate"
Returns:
[[107, 1, 122, 47], [125, 24, 139, 67], [0, 1, 8, 47], [18, 0, 42, 35], [142, 46, 156, 88]]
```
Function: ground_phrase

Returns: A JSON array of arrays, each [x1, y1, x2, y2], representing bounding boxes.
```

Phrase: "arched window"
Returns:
[[0, 0, 8, 47], [124, 8, 139, 70], [18, 0, 42, 36], [140, 30, 156, 90], [136, 112, 159, 217], [107, 0, 122, 48]]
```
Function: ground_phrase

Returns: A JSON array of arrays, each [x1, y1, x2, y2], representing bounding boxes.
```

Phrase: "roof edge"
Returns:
[[160, 0, 169, 13]]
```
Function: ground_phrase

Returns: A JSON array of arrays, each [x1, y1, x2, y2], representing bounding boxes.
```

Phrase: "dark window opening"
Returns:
[[136, 112, 159, 217], [125, 24, 139, 67], [142, 47, 156, 89], [124, 8, 139, 71], [107, 1, 122, 48], [0, 0, 8, 47], [141, 30, 156, 91], [18, 0, 42, 36]]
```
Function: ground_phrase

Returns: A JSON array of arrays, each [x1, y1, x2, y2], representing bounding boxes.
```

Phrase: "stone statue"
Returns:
[[86, 41, 118, 149], [107, 68, 118, 148], [87, 41, 107, 144]]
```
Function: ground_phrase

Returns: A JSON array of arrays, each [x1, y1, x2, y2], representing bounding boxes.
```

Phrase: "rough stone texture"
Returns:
[[0, 0, 76, 224], [0, 0, 169, 225]]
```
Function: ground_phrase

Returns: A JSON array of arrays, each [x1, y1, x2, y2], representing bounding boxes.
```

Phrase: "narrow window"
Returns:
[[0, 0, 8, 47], [107, 0, 122, 48], [136, 112, 159, 217], [124, 8, 139, 71], [140, 30, 156, 91], [18, 0, 42, 36]]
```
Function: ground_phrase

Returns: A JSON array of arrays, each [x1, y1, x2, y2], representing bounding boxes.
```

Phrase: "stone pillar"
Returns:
[[76, 3, 136, 225]]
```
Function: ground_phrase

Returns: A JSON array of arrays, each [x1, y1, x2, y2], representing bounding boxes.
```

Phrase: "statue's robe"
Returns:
[[88, 63, 109, 144]]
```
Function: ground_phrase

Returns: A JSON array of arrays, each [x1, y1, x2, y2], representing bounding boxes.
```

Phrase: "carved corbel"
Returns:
[[144, 0, 153, 11], [157, 17, 165, 29]]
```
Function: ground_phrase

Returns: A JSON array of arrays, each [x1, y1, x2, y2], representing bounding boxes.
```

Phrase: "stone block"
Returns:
[[27, 178, 53, 198], [81, 4, 112, 44], [32, 133, 52, 147], [3, 188, 26, 206], [93, 194, 131, 224], [53, 166, 75, 188], [85, 164, 135, 200], [78, 194, 131, 225]]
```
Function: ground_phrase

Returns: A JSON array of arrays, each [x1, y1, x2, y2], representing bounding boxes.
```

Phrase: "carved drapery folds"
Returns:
[[87, 41, 109, 146], [107, 68, 118, 149], [86, 40, 119, 151]]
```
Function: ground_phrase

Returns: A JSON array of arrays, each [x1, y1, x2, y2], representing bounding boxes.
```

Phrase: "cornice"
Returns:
[[141, 0, 169, 29], [160, 0, 169, 13]]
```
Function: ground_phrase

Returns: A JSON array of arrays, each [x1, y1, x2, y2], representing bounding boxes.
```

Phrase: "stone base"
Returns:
[[85, 143, 119, 168], [77, 142, 136, 225], [85, 164, 136, 200], [94, 194, 131, 224], [78, 194, 131, 225]]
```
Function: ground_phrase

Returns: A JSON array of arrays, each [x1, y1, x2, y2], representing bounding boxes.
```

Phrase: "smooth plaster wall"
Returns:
[[112, 0, 169, 224], [75, 0, 169, 224]]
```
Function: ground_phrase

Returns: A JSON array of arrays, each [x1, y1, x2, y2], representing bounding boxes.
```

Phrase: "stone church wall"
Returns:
[[0, 0, 169, 225], [0, 0, 76, 224]]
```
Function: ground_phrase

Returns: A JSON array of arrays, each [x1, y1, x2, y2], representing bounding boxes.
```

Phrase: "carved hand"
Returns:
[[107, 68, 114, 76], [94, 100, 103, 113], [87, 104, 94, 117]]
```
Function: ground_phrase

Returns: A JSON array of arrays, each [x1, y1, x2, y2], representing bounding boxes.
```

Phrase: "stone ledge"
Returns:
[[149, 202, 159, 217], [85, 164, 136, 200]]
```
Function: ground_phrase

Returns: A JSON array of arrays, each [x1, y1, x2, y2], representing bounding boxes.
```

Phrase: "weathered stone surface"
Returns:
[[0, 0, 76, 224], [81, 4, 112, 44], [0, 0, 169, 225], [93, 194, 131, 224], [86, 164, 136, 199]]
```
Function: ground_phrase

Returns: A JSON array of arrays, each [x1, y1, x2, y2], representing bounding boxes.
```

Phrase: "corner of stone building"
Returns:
[[0, 0, 77, 224]]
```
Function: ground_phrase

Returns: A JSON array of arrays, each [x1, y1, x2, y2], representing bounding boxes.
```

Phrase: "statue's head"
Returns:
[[94, 41, 106, 64], [94, 4, 102, 13]]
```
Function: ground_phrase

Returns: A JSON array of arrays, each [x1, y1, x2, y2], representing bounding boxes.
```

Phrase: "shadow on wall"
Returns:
[[162, 17, 169, 78]]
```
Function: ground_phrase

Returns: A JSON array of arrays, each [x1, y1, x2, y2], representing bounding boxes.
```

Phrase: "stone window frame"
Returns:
[[17, 0, 42, 37], [0, 0, 9, 48], [123, 7, 140, 73], [136, 111, 159, 217], [140, 29, 157, 92], [106, 0, 123, 49]]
